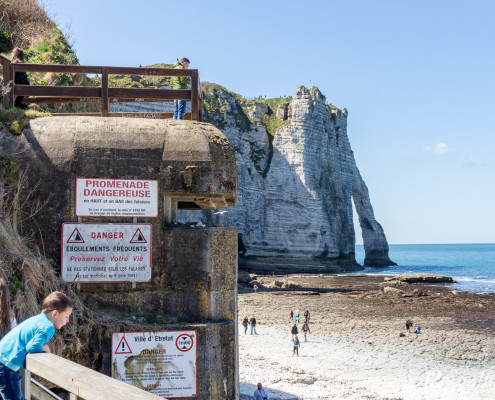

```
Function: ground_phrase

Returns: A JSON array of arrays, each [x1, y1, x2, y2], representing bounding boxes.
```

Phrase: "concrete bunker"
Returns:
[[1, 117, 239, 399]]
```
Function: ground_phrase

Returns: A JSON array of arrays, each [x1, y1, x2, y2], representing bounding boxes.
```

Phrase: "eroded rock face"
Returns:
[[180, 85, 395, 270]]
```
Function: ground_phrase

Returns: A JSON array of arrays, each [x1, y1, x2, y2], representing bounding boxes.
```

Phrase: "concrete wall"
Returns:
[[0, 117, 239, 399]]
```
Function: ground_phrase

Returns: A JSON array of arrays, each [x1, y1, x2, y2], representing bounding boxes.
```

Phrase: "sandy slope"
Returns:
[[238, 275, 495, 400]]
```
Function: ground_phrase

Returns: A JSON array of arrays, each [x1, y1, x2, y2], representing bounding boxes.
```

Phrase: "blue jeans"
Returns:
[[0, 363, 24, 400], [173, 100, 187, 120], [251, 325, 257, 334]]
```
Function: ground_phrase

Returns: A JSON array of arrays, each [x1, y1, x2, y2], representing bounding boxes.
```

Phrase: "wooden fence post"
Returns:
[[101, 67, 109, 117], [20, 369, 32, 400], [190, 70, 199, 121], [2, 58, 12, 109]]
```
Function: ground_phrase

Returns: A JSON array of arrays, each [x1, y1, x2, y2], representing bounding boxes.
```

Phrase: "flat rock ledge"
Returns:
[[385, 273, 455, 284]]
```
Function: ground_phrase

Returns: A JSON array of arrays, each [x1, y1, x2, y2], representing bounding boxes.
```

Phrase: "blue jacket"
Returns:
[[0, 313, 55, 371]]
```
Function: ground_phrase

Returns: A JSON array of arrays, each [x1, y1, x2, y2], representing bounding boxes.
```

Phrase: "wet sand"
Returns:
[[238, 274, 495, 399]]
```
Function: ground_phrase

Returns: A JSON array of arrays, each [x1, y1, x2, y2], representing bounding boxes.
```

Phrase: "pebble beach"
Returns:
[[238, 274, 495, 399]]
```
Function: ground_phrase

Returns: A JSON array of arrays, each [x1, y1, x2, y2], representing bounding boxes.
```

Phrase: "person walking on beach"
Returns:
[[0, 292, 73, 400], [406, 319, 413, 331], [171, 57, 190, 120], [253, 284, 259, 293], [242, 316, 249, 334], [253, 382, 269, 400], [301, 322, 311, 341], [290, 310, 294, 320], [291, 323, 298, 340], [250, 315, 258, 335], [295, 310, 300, 323], [292, 335, 300, 356], [304, 310, 310, 323], [11, 48, 30, 110]]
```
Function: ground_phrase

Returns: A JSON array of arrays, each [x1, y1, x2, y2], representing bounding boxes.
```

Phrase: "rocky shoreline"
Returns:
[[238, 274, 495, 399]]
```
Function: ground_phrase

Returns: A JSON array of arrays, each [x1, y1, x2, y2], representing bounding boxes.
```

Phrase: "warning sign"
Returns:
[[112, 331, 197, 398], [61, 223, 151, 283], [67, 228, 85, 243], [75, 178, 158, 217], [176, 334, 194, 352], [130, 228, 147, 243], [115, 336, 133, 354]]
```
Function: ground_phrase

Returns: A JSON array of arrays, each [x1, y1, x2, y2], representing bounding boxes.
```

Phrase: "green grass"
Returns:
[[0, 108, 51, 135]]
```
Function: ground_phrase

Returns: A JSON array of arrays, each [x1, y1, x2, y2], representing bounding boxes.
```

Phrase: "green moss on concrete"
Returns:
[[0, 108, 51, 135]]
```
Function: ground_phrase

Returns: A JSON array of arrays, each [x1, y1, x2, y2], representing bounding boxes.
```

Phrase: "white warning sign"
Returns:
[[62, 223, 151, 283], [75, 178, 158, 217], [112, 331, 197, 398]]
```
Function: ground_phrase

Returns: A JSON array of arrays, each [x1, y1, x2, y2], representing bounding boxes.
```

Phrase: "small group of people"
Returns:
[[405, 319, 421, 334], [289, 309, 310, 323], [0, 277, 73, 400], [289, 309, 312, 356], [242, 315, 258, 335]]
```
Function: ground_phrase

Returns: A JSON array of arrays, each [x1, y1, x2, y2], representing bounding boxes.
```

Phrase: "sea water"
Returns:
[[354, 243, 495, 294]]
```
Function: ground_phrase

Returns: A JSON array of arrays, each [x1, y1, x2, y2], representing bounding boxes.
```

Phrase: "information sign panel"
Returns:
[[111, 331, 197, 398], [76, 178, 158, 217], [61, 223, 151, 283]]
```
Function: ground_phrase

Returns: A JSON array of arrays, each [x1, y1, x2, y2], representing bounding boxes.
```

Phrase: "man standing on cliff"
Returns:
[[171, 57, 190, 120]]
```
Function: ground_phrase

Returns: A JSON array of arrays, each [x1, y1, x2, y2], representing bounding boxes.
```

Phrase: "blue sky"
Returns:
[[46, 0, 494, 244]]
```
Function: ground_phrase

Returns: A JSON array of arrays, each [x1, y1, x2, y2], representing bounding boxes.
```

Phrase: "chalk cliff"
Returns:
[[180, 85, 394, 271], [112, 84, 395, 272]]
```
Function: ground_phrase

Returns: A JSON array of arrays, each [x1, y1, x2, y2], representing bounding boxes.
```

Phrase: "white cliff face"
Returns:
[[178, 85, 394, 271]]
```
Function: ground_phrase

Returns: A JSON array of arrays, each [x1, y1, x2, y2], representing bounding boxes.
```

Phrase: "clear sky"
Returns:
[[45, 0, 494, 245]]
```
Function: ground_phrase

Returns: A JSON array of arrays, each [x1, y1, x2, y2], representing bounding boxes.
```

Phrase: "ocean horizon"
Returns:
[[354, 243, 495, 294]]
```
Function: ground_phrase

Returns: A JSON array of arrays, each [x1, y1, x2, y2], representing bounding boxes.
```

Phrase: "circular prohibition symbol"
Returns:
[[176, 334, 194, 352]]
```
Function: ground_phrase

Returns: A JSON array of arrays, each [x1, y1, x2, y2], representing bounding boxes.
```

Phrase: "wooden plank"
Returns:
[[24, 97, 100, 104], [20, 369, 31, 399], [14, 85, 101, 97], [50, 113, 191, 119], [11, 64, 102, 74], [110, 97, 174, 103], [50, 113, 102, 116], [24, 97, 175, 104], [107, 67, 195, 77], [101, 67, 109, 117], [108, 88, 190, 100], [110, 112, 191, 120], [190, 71, 199, 121], [25, 353, 164, 400]]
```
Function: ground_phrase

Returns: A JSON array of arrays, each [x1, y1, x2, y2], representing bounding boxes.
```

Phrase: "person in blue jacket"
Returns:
[[0, 291, 73, 400]]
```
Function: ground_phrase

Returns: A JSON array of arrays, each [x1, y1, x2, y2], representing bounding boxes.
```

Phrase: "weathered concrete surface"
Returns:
[[0, 117, 239, 399], [93, 321, 236, 399]]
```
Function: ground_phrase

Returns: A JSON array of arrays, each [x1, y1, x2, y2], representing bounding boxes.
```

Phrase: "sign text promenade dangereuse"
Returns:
[[76, 178, 158, 217]]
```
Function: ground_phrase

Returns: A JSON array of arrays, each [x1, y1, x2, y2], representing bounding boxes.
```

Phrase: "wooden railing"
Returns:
[[0, 55, 202, 121], [22, 352, 165, 400]]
